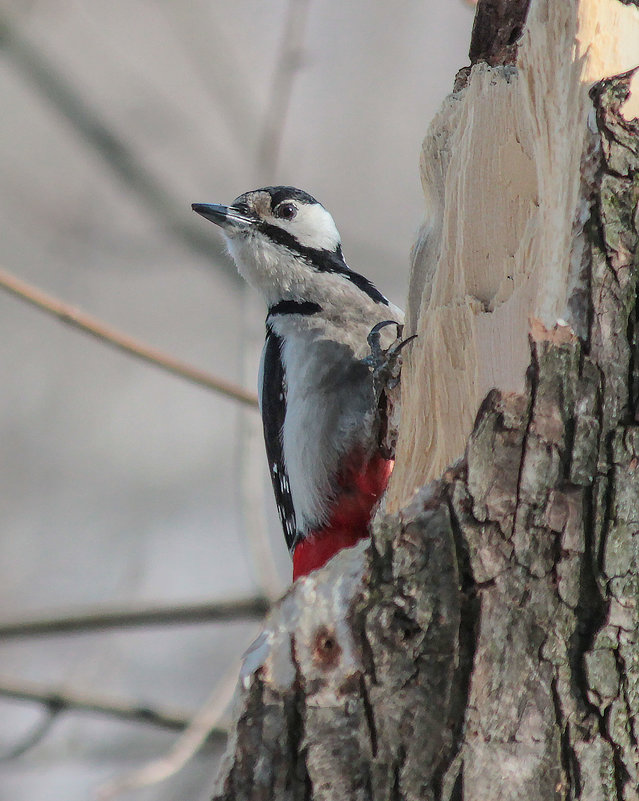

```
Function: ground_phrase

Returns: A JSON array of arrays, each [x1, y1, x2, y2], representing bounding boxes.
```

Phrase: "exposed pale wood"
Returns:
[[388, 0, 639, 508]]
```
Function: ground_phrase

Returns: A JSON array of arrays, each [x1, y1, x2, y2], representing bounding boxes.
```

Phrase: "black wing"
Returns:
[[261, 327, 297, 550]]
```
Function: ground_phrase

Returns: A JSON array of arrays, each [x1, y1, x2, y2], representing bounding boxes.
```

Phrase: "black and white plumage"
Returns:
[[192, 187, 403, 579]]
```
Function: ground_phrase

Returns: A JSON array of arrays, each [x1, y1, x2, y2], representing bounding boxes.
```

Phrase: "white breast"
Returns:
[[276, 321, 376, 532], [262, 281, 404, 534]]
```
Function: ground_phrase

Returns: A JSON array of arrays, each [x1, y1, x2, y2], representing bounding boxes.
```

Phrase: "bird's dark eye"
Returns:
[[275, 202, 297, 220]]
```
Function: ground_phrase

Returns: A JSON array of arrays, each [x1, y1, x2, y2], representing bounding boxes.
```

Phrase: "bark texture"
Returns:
[[210, 1, 639, 798], [213, 488, 465, 801], [468, 0, 532, 66], [442, 72, 639, 798]]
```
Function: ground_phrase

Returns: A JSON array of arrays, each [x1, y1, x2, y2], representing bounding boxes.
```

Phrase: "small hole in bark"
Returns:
[[507, 25, 523, 45], [312, 626, 341, 670], [393, 608, 421, 641]]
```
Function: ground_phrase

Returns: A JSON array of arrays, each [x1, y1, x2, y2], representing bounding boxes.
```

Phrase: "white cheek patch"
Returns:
[[281, 204, 341, 251]]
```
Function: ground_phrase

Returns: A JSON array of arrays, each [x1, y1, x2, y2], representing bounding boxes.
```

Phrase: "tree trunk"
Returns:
[[211, 1, 639, 799]]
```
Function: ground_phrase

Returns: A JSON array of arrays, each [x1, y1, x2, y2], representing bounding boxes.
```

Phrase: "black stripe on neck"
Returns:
[[268, 300, 322, 317], [259, 222, 389, 306]]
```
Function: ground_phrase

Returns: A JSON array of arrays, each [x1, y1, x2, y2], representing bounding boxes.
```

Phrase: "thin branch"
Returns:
[[0, 267, 259, 408], [257, 0, 312, 178], [0, 677, 225, 739], [0, 11, 236, 279], [0, 597, 269, 639], [96, 664, 238, 799], [0, 706, 60, 761]]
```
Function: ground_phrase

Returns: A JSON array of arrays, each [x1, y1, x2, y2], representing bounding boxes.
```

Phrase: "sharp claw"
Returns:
[[367, 319, 403, 348], [386, 333, 417, 360], [368, 319, 403, 339], [366, 320, 405, 366], [364, 321, 417, 387], [364, 322, 417, 454]]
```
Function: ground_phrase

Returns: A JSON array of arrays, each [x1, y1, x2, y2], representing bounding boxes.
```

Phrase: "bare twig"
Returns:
[[0, 11, 236, 278], [96, 663, 238, 799], [0, 677, 225, 738], [257, 0, 312, 175], [0, 706, 60, 761], [0, 267, 259, 407], [0, 597, 269, 639]]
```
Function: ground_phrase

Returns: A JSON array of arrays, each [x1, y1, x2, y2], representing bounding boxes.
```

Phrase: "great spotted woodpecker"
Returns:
[[193, 187, 404, 580]]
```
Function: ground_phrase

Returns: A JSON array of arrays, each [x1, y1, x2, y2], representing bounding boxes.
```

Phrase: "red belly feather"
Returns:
[[292, 452, 394, 580]]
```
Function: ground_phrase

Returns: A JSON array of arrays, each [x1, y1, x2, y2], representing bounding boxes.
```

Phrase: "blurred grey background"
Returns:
[[0, 2, 473, 799]]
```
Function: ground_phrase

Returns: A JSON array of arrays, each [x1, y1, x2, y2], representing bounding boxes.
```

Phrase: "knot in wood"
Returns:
[[312, 625, 342, 671]]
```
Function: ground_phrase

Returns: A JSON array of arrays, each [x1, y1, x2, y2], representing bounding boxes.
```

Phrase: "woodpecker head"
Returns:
[[193, 186, 389, 308]]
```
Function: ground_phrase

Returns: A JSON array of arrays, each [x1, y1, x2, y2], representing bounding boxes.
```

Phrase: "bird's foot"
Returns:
[[364, 320, 416, 392], [364, 321, 416, 458]]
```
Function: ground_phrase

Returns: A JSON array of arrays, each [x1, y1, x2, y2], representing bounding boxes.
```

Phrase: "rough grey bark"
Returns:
[[212, 491, 463, 801], [210, 19, 639, 801], [468, 0, 532, 66]]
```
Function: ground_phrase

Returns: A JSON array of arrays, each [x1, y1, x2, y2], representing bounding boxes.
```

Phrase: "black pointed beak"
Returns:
[[191, 203, 255, 231]]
